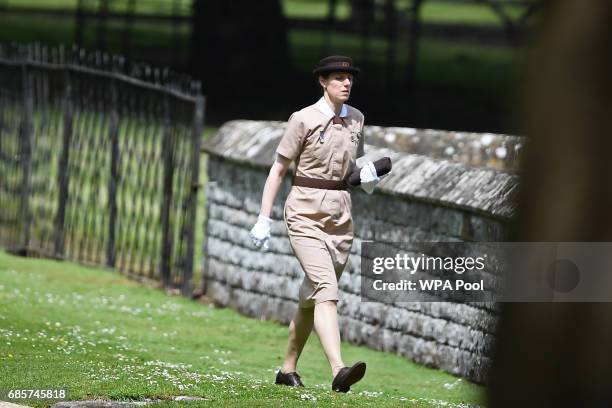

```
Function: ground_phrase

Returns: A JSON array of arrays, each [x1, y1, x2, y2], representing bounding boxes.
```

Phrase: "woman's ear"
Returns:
[[318, 75, 327, 90]]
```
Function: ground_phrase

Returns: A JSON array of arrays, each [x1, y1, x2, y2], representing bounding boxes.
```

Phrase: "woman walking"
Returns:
[[249, 56, 382, 392]]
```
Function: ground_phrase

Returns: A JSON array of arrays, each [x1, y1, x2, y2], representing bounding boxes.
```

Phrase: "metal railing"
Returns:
[[0, 43, 205, 296]]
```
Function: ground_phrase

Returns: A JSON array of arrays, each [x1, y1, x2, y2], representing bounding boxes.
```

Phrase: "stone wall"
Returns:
[[364, 125, 524, 173], [201, 120, 520, 384]]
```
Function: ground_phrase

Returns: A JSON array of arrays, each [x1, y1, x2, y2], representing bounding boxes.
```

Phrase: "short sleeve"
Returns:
[[276, 112, 305, 161], [357, 114, 365, 158]]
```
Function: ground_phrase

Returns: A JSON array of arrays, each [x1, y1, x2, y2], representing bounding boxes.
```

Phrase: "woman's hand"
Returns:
[[359, 161, 380, 194], [250, 215, 272, 250], [250, 154, 292, 250]]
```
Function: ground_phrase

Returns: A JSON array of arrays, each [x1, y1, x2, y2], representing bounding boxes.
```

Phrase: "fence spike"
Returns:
[[2, 42, 202, 98], [59, 44, 66, 65], [144, 65, 151, 82], [162, 67, 169, 85], [17, 43, 24, 61], [10, 42, 17, 61], [111, 54, 118, 72], [42, 44, 49, 63], [70, 44, 77, 64]]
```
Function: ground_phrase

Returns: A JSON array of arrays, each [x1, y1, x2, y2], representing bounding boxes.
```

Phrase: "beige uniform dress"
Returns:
[[276, 97, 365, 308]]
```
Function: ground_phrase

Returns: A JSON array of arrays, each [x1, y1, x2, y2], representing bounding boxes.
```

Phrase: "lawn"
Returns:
[[0, 250, 486, 407], [0, 0, 526, 115], [289, 29, 521, 92], [0, 0, 193, 15], [0, 12, 519, 90], [0, 0, 532, 27]]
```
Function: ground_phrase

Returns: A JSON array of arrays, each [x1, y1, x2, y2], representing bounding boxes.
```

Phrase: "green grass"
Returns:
[[0, 1, 525, 98], [290, 29, 521, 92], [284, 0, 531, 28], [0, 250, 486, 407], [415, 38, 522, 91], [0, 0, 535, 27], [0, 14, 191, 58], [283, 0, 352, 20], [418, 1, 527, 27], [1, 0, 193, 15], [0, 15, 76, 47]]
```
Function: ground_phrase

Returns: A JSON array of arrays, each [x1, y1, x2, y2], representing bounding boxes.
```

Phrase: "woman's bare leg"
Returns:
[[314, 300, 345, 377], [281, 305, 315, 373]]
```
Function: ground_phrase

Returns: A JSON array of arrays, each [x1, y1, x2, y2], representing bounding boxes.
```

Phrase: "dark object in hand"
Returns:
[[347, 157, 392, 186]]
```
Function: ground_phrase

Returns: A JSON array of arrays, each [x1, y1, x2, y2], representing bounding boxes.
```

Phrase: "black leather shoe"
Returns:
[[275, 370, 305, 387], [332, 361, 366, 392]]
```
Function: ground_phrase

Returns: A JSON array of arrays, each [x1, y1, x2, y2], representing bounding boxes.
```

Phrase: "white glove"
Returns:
[[360, 161, 380, 195], [249, 215, 272, 250]]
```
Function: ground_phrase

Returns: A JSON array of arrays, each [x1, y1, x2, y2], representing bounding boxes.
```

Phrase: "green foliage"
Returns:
[[0, 250, 485, 407]]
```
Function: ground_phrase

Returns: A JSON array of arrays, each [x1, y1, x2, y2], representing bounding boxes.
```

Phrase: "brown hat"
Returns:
[[313, 55, 361, 76]]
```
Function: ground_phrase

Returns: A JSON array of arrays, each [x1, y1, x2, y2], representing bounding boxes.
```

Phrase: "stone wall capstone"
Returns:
[[201, 120, 520, 384]]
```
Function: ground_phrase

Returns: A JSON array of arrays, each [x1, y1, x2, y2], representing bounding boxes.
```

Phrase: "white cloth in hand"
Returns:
[[360, 161, 380, 195], [249, 215, 272, 250]]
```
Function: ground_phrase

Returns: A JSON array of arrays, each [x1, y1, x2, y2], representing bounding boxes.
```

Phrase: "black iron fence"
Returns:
[[0, 43, 205, 296]]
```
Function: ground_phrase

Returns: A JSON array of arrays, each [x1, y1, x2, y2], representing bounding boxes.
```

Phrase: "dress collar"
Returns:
[[315, 97, 348, 118]]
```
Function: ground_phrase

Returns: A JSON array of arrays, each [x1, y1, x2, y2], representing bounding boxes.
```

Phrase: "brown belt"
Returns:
[[292, 175, 347, 190]]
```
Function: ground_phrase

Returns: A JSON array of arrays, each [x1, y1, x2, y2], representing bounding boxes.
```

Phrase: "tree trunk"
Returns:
[[350, 0, 376, 26], [489, 1, 612, 407], [190, 0, 290, 103]]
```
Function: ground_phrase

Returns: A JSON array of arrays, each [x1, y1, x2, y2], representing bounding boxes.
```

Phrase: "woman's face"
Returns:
[[320, 71, 353, 103]]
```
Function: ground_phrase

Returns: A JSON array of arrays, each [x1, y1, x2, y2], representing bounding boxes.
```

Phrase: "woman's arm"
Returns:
[[258, 154, 292, 217]]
